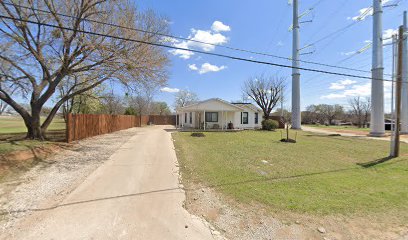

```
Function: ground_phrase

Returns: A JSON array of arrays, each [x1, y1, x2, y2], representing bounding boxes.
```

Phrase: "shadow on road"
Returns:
[[163, 128, 178, 133]]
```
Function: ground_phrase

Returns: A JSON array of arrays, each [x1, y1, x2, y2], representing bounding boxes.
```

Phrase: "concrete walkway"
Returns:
[[3, 126, 214, 240]]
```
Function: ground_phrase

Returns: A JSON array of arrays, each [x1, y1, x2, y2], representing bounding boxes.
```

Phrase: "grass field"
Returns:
[[173, 130, 408, 218], [0, 116, 65, 134], [0, 116, 65, 154]]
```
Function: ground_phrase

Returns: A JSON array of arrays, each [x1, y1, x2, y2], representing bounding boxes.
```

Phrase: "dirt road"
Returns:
[[2, 126, 214, 240], [302, 126, 408, 143]]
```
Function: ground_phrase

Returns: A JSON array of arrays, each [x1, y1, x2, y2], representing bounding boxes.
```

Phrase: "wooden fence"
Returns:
[[148, 115, 176, 125], [66, 114, 175, 142]]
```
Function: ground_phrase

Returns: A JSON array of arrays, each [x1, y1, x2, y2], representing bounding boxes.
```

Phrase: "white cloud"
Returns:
[[169, 22, 230, 59], [277, 41, 284, 47], [169, 41, 195, 59], [322, 82, 371, 99], [189, 29, 228, 51], [350, 0, 391, 21], [160, 87, 180, 93], [211, 21, 231, 32], [320, 93, 348, 100], [383, 28, 397, 45], [329, 79, 357, 90], [188, 64, 198, 71], [189, 62, 227, 74]]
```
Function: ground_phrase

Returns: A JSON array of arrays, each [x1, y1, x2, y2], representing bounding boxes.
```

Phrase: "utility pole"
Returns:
[[401, 11, 408, 133], [391, 26, 404, 158], [281, 86, 284, 118], [291, 0, 301, 129], [370, 0, 385, 137], [390, 34, 397, 154]]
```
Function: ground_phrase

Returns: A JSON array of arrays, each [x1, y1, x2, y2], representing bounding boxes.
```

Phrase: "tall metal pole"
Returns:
[[391, 26, 404, 157], [390, 34, 397, 154], [291, 0, 301, 129], [400, 11, 408, 133], [370, 0, 385, 136]]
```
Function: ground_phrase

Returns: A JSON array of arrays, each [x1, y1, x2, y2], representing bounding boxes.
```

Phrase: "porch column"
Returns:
[[204, 110, 206, 130], [222, 111, 224, 130], [225, 111, 227, 129], [175, 111, 178, 128]]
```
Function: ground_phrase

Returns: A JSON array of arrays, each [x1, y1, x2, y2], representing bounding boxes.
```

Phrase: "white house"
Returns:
[[176, 98, 263, 130]]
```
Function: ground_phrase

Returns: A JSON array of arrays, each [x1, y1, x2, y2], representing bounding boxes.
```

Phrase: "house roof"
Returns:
[[231, 102, 262, 112], [177, 98, 246, 112]]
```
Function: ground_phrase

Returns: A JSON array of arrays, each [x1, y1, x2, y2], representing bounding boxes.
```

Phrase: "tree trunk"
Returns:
[[263, 111, 270, 120], [25, 108, 44, 140]]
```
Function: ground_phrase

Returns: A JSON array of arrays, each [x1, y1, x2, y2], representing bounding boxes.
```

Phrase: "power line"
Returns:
[[308, 22, 358, 47], [306, 0, 405, 52], [0, 15, 398, 83], [2, 2, 376, 75], [304, 0, 350, 44], [301, 45, 394, 90], [310, 0, 326, 9]]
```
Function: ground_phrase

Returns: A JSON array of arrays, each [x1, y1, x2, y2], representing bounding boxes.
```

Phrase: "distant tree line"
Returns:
[[300, 97, 371, 128]]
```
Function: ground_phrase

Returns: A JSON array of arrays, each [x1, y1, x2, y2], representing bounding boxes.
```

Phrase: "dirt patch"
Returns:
[[183, 183, 408, 240], [0, 144, 62, 163], [0, 144, 64, 181]]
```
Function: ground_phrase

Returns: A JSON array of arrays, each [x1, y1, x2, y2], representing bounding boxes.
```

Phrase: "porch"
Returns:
[[176, 110, 237, 130]]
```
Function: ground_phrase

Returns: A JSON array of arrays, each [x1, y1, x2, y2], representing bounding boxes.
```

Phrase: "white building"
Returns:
[[176, 98, 263, 130]]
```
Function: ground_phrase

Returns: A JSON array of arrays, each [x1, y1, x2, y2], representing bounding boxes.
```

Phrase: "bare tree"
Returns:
[[0, 1, 169, 139], [0, 84, 18, 115], [174, 90, 199, 109], [0, 100, 8, 115], [100, 93, 125, 115], [242, 75, 285, 119], [303, 105, 319, 124], [349, 97, 371, 128], [150, 102, 171, 115], [318, 104, 344, 125], [58, 75, 105, 121], [129, 95, 150, 116]]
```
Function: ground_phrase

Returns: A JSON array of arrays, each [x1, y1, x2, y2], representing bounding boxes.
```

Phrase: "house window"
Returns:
[[255, 113, 258, 124], [205, 112, 218, 122], [185, 113, 187, 123], [242, 112, 248, 124], [189, 112, 192, 124]]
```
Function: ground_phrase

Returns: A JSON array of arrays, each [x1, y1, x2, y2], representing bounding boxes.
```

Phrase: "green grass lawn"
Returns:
[[0, 116, 65, 134], [173, 130, 408, 219]]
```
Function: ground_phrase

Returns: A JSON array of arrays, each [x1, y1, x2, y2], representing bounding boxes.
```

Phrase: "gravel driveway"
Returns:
[[1, 127, 138, 233]]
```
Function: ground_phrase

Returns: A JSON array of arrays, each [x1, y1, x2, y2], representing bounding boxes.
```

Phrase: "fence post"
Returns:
[[66, 113, 72, 143]]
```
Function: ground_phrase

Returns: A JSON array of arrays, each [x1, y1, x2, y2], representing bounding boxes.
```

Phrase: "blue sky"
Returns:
[[137, 0, 407, 111]]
